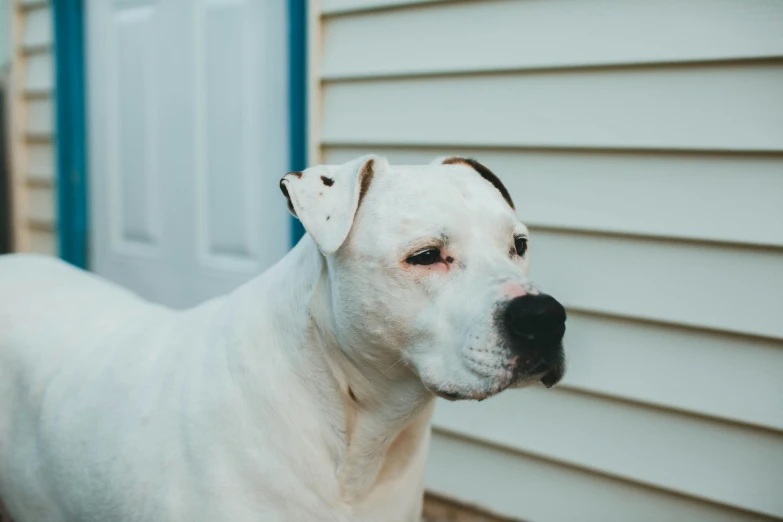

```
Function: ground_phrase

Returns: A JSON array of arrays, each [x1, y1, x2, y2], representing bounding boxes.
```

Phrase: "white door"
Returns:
[[87, 0, 290, 308]]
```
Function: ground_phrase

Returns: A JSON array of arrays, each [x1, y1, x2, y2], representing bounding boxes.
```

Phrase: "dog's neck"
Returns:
[[233, 236, 435, 504]]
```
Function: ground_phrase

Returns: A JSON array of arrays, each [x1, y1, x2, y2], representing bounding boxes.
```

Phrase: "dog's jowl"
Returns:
[[0, 156, 566, 522]]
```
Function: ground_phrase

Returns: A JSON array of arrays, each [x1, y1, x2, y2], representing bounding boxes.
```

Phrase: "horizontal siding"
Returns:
[[316, 1, 783, 519], [23, 0, 56, 252], [324, 147, 783, 247], [22, 4, 51, 49], [29, 228, 56, 256], [427, 431, 777, 522], [25, 97, 53, 134], [27, 185, 55, 224], [20, 0, 48, 8], [531, 230, 782, 339], [562, 312, 783, 431], [322, 0, 444, 15], [9, 0, 57, 255], [433, 389, 783, 517], [323, 62, 783, 151], [323, 0, 783, 78], [27, 142, 54, 182], [24, 51, 53, 91]]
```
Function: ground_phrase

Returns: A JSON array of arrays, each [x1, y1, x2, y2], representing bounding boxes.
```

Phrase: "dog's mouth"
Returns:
[[433, 389, 467, 401], [539, 361, 565, 388], [431, 361, 564, 402], [431, 381, 516, 402], [524, 357, 564, 389]]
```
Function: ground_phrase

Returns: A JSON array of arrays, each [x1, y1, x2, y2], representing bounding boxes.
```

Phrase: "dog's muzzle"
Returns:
[[503, 293, 567, 387]]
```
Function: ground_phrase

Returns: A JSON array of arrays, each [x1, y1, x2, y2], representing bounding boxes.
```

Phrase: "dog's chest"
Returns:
[[347, 482, 425, 522]]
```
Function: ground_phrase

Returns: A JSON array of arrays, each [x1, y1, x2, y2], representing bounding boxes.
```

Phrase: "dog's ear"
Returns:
[[435, 155, 515, 210], [280, 155, 388, 255]]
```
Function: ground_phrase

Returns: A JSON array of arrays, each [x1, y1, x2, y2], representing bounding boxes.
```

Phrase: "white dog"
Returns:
[[0, 156, 566, 522]]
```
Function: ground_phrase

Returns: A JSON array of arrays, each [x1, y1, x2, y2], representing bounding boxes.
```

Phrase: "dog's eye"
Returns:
[[514, 236, 528, 257], [406, 248, 441, 266]]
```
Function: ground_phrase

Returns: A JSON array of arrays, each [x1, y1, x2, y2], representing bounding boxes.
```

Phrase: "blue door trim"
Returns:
[[54, 1, 303, 259], [53, 0, 89, 268], [288, 0, 307, 246]]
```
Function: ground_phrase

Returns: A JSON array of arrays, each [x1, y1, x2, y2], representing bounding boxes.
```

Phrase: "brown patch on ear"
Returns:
[[442, 157, 515, 209], [279, 179, 297, 216], [288, 171, 303, 178], [358, 158, 375, 206], [320, 175, 334, 187]]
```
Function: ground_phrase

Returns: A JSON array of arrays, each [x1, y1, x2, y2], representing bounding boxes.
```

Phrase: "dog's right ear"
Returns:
[[280, 155, 388, 255]]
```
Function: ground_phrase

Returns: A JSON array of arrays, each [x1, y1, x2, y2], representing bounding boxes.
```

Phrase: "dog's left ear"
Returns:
[[280, 155, 388, 255]]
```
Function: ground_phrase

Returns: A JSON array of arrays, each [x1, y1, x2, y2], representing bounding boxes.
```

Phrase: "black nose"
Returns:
[[504, 294, 566, 357]]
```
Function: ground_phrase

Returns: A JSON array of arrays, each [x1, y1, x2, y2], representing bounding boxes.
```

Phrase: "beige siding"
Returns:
[[313, 0, 783, 520], [323, 64, 783, 151], [322, 0, 783, 77], [8, 0, 56, 255], [426, 431, 776, 522]]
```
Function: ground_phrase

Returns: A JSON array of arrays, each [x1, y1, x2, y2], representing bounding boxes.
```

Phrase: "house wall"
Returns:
[[8, 0, 56, 255], [309, 1, 783, 520]]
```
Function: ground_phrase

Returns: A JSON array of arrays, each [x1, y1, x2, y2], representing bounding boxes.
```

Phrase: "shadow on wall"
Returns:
[[0, 83, 12, 254]]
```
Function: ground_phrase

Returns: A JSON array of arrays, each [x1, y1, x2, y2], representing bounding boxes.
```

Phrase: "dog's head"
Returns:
[[280, 155, 566, 401]]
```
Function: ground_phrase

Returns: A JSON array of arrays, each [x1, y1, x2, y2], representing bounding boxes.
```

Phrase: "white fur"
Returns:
[[0, 156, 546, 521]]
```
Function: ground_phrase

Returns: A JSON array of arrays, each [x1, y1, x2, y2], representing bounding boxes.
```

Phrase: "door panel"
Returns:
[[87, 0, 290, 308], [110, 5, 160, 253]]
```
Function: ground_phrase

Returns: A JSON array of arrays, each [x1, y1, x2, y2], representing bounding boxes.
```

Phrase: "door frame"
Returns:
[[53, 0, 89, 268], [54, 0, 309, 268], [288, 0, 307, 246]]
